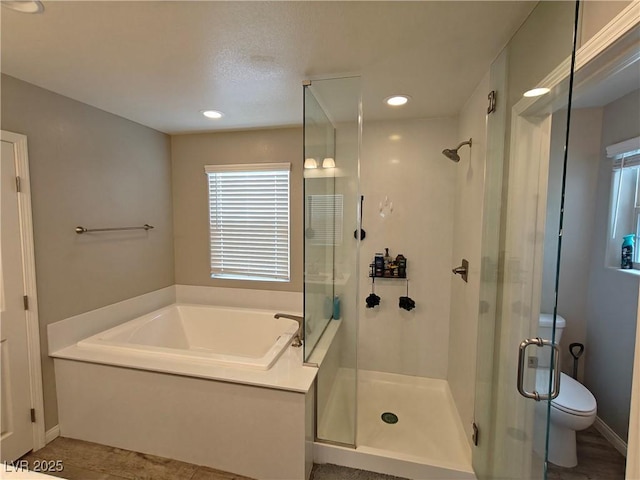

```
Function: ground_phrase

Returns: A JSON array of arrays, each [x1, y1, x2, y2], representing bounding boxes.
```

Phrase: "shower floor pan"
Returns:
[[315, 369, 476, 480]]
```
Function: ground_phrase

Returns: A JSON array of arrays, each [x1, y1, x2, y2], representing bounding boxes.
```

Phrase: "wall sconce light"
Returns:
[[304, 158, 318, 169], [322, 157, 336, 168]]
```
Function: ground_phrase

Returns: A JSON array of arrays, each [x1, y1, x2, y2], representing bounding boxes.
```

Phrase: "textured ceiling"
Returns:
[[1, 1, 537, 134]]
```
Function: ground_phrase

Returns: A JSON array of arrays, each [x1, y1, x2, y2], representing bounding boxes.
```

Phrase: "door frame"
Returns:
[[1, 130, 45, 451], [501, 3, 639, 475]]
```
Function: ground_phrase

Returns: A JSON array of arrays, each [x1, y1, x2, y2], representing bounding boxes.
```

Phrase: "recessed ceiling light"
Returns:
[[202, 110, 224, 119], [1, 1, 44, 13], [523, 87, 551, 98], [385, 95, 411, 107]]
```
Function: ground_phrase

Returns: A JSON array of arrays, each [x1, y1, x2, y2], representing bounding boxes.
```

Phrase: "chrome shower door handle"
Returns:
[[517, 337, 561, 401]]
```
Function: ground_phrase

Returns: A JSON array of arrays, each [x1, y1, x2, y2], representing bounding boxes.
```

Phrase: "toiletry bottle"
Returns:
[[396, 254, 406, 278], [622, 234, 635, 269], [384, 248, 391, 277], [333, 295, 341, 320], [374, 253, 384, 277]]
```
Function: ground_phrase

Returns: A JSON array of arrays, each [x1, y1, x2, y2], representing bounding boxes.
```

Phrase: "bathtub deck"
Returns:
[[50, 341, 316, 393]]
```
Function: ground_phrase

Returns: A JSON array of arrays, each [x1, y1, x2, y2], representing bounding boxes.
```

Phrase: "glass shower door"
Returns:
[[472, 2, 580, 478]]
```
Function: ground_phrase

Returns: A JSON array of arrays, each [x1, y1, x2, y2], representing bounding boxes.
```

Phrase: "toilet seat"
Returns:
[[551, 373, 597, 417]]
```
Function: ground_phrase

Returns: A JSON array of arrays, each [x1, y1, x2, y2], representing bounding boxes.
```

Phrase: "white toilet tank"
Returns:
[[539, 313, 566, 342], [538, 313, 566, 368]]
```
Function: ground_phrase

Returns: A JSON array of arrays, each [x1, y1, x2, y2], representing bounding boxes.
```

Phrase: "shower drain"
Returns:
[[381, 412, 398, 424]]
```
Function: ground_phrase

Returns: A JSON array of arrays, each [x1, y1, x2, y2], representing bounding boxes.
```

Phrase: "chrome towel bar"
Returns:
[[75, 224, 154, 234]]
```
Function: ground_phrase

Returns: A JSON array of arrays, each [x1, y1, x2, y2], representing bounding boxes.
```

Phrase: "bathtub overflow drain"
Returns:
[[381, 412, 398, 424]]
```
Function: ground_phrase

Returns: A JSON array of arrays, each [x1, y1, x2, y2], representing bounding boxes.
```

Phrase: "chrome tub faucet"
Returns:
[[274, 313, 304, 347]]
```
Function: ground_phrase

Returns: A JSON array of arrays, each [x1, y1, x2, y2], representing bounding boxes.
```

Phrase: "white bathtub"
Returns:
[[50, 290, 316, 479], [77, 304, 299, 370]]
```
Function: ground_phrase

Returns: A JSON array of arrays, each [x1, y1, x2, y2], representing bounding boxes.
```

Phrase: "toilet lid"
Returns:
[[551, 373, 597, 417]]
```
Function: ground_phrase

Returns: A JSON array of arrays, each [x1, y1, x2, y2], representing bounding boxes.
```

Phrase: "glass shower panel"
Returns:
[[472, 2, 579, 479], [303, 86, 336, 359], [304, 77, 361, 446]]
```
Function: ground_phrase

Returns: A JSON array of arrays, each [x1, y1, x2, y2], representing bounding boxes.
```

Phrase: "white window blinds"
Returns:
[[608, 136, 640, 170], [205, 163, 290, 282]]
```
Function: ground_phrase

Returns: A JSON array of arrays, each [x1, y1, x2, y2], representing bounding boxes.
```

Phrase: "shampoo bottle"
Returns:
[[333, 295, 341, 320], [622, 234, 635, 269]]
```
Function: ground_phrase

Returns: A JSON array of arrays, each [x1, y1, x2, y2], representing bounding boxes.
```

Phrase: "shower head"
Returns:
[[442, 138, 472, 162], [442, 149, 461, 162]]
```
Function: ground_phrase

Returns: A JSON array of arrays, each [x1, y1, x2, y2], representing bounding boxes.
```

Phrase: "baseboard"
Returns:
[[594, 416, 627, 458], [45, 425, 60, 445]]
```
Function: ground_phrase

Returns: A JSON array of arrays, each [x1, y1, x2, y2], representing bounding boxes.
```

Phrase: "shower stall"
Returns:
[[300, 2, 621, 479], [303, 74, 475, 478]]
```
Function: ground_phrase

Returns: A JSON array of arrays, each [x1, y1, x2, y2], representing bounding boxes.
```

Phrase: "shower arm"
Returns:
[[454, 139, 472, 150]]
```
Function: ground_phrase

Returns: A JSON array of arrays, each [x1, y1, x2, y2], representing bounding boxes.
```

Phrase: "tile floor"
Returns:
[[20, 437, 250, 480], [19, 437, 406, 480], [310, 464, 407, 480], [547, 426, 626, 480], [19, 426, 625, 480]]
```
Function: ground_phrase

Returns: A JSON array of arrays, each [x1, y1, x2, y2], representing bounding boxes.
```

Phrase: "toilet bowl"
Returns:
[[533, 314, 597, 468]]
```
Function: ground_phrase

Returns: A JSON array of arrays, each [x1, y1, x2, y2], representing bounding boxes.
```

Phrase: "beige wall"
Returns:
[[542, 108, 603, 380], [171, 128, 303, 292], [1, 74, 174, 430], [585, 89, 640, 441], [580, 1, 633, 47]]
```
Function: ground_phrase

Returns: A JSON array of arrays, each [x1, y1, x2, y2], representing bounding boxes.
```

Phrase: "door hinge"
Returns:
[[16, 176, 22, 193], [472, 422, 479, 446], [487, 90, 497, 114], [30, 408, 36, 423], [23, 295, 29, 310]]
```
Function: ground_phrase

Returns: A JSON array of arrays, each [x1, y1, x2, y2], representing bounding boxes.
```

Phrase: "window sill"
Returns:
[[607, 266, 640, 278]]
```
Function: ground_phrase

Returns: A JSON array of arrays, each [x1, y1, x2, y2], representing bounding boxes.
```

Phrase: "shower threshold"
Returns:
[[314, 369, 476, 480]]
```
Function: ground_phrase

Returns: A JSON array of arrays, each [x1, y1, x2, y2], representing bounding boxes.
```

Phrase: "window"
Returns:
[[205, 163, 290, 281], [607, 136, 640, 268]]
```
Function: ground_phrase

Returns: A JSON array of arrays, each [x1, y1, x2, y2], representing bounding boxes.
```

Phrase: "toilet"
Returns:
[[534, 313, 597, 468]]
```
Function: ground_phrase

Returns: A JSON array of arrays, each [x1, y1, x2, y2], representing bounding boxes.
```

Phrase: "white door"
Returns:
[[0, 138, 33, 461]]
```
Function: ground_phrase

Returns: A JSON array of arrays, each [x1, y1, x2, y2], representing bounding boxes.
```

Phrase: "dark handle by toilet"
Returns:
[[569, 342, 584, 379]]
